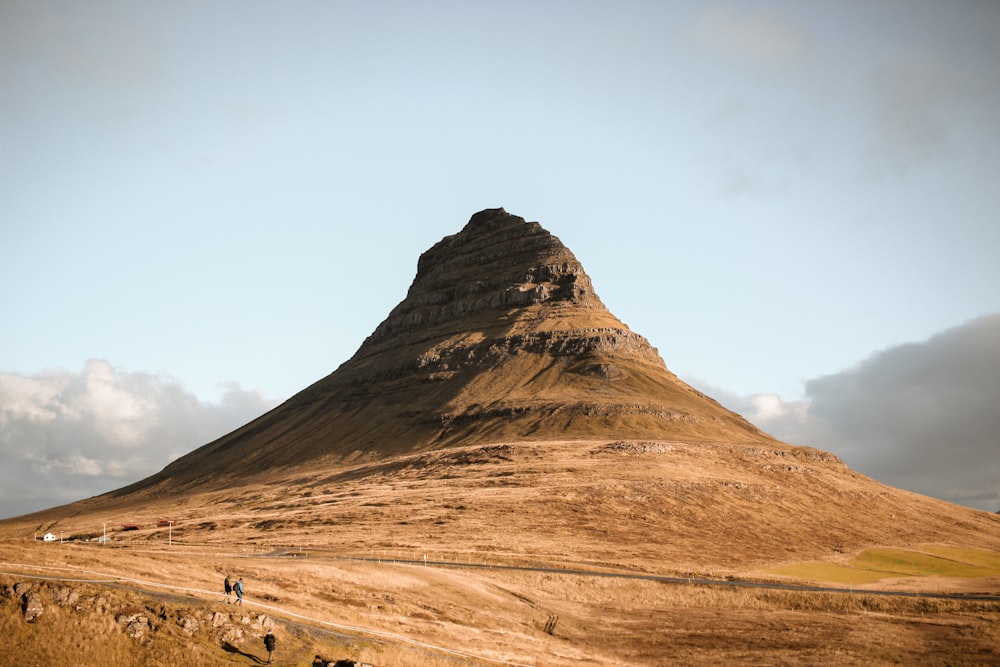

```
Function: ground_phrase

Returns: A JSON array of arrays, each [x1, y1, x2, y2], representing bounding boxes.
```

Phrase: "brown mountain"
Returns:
[[6, 207, 1000, 558], [52, 206, 991, 565], [122, 207, 775, 493]]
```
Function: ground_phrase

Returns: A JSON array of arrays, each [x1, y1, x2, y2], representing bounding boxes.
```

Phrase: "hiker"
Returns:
[[224, 574, 233, 603], [264, 630, 276, 664], [234, 577, 244, 606]]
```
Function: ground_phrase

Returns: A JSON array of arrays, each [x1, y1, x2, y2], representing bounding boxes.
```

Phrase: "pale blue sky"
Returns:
[[2, 1, 999, 517]]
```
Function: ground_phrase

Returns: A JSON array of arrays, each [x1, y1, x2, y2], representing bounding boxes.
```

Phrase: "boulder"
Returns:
[[21, 591, 44, 622]]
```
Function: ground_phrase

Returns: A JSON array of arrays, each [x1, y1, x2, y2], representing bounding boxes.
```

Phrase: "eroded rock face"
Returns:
[[370, 208, 599, 342], [351, 209, 661, 374], [1, 577, 281, 649], [327, 209, 673, 401]]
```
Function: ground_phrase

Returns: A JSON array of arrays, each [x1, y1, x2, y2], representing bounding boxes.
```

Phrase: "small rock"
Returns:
[[220, 625, 244, 645], [125, 619, 147, 640], [54, 587, 79, 607], [117, 613, 151, 641], [177, 614, 199, 635], [22, 591, 44, 622]]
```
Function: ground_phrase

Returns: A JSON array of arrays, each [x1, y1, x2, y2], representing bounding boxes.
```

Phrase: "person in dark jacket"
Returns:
[[224, 574, 233, 603], [234, 577, 244, 606], [264, 630, 276, 664]]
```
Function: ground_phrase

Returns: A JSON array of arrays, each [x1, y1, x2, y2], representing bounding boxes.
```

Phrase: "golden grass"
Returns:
[[766, 561, 895, 585], [3, 550, 999, 667], [4, 438, 1000, 665], [10, 439, 1000, 577], [0, 572, 485, 667]]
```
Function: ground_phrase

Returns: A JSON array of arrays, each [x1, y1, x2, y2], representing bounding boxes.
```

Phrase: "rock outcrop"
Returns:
[[1, 576, 283, 651], [119, 208, 776, 491]]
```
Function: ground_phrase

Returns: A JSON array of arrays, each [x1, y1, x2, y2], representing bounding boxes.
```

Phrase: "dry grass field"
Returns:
[[3, 438, 1000, 666], [2, 540, 999, 667]]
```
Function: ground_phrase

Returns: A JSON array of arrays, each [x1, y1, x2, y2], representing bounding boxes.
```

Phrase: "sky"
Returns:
[[2, 0, 998, 518]]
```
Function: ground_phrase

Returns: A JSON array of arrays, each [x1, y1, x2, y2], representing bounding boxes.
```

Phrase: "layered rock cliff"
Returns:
[[124, 208, 776, 490]]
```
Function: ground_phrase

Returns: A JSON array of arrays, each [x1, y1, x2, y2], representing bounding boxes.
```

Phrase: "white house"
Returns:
[[41, 532, 57, 542]]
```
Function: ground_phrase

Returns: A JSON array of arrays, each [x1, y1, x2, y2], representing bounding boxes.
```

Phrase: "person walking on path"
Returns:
[[224, 575, 233, 603], [234, 577, 244, 606], [263, 630, 276, 664]]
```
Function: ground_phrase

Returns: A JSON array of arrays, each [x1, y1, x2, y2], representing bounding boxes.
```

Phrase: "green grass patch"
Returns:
[[851, 548, 997, 578], [768, 546, 1000, 584], [918, 545, 1000, 572]]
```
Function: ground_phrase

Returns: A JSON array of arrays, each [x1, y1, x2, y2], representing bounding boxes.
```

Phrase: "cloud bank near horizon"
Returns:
[[697, 313, 1000, 513], [0, 359, 278, 519]]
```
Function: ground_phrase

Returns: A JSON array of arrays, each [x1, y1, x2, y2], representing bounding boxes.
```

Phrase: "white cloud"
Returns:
[[693, 314, 1000, 513], [51, 455, 102, 477], [746, 393, 799, 422], [0, 359, 279, 519]]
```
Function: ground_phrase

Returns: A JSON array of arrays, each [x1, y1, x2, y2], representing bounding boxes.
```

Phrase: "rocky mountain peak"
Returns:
[[375, 207, 597, 348], [132, 208, 775, 487]]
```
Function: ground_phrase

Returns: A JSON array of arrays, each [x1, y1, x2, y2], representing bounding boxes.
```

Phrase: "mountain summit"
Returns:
[[135, 208, 773, 488]]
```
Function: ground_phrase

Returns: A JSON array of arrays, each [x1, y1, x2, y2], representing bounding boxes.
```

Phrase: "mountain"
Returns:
[[6, 208, 999, 571], [5, 208, 999, 667], [121, 207, 776, 492]]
